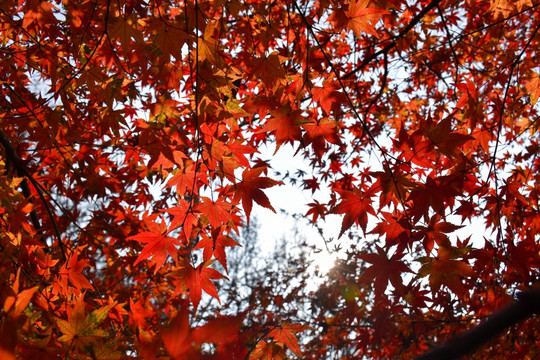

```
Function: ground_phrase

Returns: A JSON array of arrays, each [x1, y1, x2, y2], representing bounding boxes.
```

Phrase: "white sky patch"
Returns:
[[251, 142, 345, 276], [250, 125, 492, 281]]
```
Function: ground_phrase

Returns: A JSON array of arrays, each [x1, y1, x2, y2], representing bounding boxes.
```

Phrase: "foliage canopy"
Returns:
[[1, 0, 540, 358]]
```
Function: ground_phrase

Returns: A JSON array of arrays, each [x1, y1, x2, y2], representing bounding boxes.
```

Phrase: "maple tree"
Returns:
[[1, 0, 540, 358]]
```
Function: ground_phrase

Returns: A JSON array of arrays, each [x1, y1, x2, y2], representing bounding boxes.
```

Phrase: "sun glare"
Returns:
[[311, 250, 337, 275]]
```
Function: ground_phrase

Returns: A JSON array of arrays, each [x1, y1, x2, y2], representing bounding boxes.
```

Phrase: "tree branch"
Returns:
[[417, 287, 540, 360], [342, 0, 443, 80], [0, 129, 66, 260], [0, 130, 42, 232]]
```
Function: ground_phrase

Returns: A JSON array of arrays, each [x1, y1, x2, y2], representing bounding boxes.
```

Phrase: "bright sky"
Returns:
[[252, 142, 343, 274], [251, 139, 489, 277]]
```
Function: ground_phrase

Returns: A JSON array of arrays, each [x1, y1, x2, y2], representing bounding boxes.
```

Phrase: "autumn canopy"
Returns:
[[1, 0, 540, 358]]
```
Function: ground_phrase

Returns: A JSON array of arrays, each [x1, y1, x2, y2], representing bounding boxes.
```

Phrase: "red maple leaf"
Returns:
[[162, 199, 200, 242], [311, 82, 346, 115], [415, 215, 464, 252], [167, 163, 196, 194], [425, 116, 474, 158], [359, 246, 412, 297], [259, 106, 304, 149], [371, 166, 418, 207], [250, 340, 288, 360], [369, 211, 409, 248], [173, 260, 227, 310], [192, 316, 244, 353], [129, 297, 156, 329], [128, 229, 181, 273], [333, 187, 376, 237], [252, 52, 286, 93], [198, 197, 232, 228], [305, 200, 327, 223], [302, 118, 341, 157], [234, 167, 282, 222], [58, 252, 93, 292], [408, 175, 458, 221], [161, 310, 194, 359], [194, 229, 239, 272]]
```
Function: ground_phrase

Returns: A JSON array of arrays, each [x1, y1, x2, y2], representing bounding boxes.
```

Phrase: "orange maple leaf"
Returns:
[[166, 163, 196, 193], [268, 323, 306, 357], [418, 245, 474, 294], [250, 340, 287, 360], [197, 20, 224, 66], [4, 269, 38, 319], [58, 252, 93, 292], [56, 297, 111, 351], [526, 71, 540, 106], [345, 0, 389, 38]]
